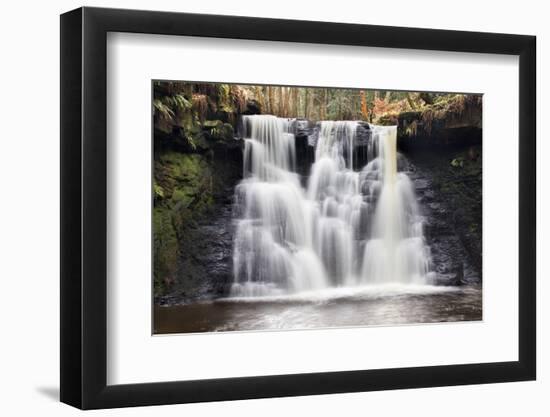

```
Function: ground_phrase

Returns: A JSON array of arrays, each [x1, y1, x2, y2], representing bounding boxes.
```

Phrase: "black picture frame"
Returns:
[[60, 6, 536, 410]]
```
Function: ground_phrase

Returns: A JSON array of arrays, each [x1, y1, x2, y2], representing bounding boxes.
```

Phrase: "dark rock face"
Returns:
[[300, 121, 372, 172], [292, 119, 316, 175], [242, 99, 262, 115], [355, 121, 371, 146], [156, 201, 235, 306], [403, 146, 482, 285], [304, 120, 371, 147], [293, 118, 315, 137]]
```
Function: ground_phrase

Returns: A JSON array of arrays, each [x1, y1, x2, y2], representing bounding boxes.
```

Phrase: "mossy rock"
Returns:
[[158, 152, 207, 181], [153, 207, 178, 295], [171, 188, 195, 209], [203, 119, 223, 129], [153, 150, 218, 296], [201, 120, 234, 142]]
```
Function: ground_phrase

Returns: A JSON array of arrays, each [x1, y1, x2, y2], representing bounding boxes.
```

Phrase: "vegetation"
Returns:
[[154, 82, 481, 151], [153, 81, 243, 152], [154, 81, 479, 128]]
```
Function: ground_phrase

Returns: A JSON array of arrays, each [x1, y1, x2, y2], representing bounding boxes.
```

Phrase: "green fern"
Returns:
[[153, 99, 174, 120], [153, 183, 165, 199], [169, 94, 192, 111]]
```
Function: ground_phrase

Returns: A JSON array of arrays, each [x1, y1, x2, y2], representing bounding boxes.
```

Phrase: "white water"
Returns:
[[231, 115, 433, 297]]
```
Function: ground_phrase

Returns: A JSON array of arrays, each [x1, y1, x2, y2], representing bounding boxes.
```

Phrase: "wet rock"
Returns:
[[453, 263, 465, 286], [423, 190, 435, 201], [293, 118, 315, 137], [243, 99, 261, 115], [415, 179, 430, 190], [406, 147, 482, 285], [355, 122, 371, 146]]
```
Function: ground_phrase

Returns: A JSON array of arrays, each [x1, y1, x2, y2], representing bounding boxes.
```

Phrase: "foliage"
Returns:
[[450, 157, 464, 168], [154, 81, 479, 150], [153, 99, 174, 121], [192, 94, 208, 122], [154, 82, 254, 151], [167, 94, 192, 111], [231, 85, 249, 113], [421, 94, 481, 133], [153, 182, 165, 199]]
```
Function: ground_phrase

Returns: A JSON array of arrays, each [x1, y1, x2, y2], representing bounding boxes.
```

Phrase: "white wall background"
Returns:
[[0, 0, 545, 415]]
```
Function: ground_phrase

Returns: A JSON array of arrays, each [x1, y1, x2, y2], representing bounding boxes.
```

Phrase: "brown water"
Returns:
[[154, 284, 482, 334]]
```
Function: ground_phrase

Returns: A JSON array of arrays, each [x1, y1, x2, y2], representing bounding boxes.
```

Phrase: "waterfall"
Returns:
[[231, 115, 433, 297], [361, 126, 433, 284]]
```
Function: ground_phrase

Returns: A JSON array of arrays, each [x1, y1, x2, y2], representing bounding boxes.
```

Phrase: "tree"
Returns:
[[321, 88, 329, 120], [277, 86, 284, 116], [304, 88, 310, 119], [360, 90, 369, 120], [406, 92, 417, 110], [283, 87, 291, 117], [419, 92, 434, 105], [267, 86, 275, 114], [291, 88, 299, 117], [255, 86, 265, 112]]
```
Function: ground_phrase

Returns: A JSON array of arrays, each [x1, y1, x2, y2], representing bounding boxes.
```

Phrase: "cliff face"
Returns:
[[405, 146, 483, 285], [153, 121, 246, 300], [153, 145, 242, 301]]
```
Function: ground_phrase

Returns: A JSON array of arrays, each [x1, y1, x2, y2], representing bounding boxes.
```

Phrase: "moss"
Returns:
[[171, 189, 194, 208], [153, 151, 216, 296], [203, 119, 223, 128], [153, 207, 178, 296]]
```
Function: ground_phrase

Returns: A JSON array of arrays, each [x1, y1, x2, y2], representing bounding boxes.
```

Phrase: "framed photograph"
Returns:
[[60, 7, 536, 409]]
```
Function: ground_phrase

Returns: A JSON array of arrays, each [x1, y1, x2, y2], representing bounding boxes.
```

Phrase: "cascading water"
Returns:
[[361, 126, 433, 284], [231, 115, 433, 297]]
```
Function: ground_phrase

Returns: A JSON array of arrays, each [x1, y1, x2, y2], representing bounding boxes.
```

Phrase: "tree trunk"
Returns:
[[322, 88, 328, 120], [406, 92, 417, 110], [291, 88, 299, 117], [304, 89, 310, 119], [255, 86, 264, 113], [268, 86, 275, 115], [283, 87, 291, 117], [360, 90, 368, 120], [277, 86, 284, 116]]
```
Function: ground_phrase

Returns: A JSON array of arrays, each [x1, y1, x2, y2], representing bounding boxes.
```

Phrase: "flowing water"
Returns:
[[232, 115, 433, 297], [154, 285, 482, 333]]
